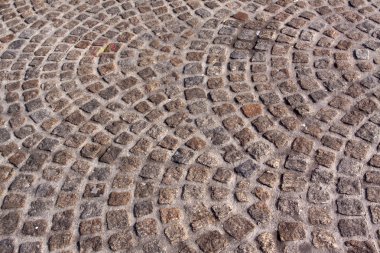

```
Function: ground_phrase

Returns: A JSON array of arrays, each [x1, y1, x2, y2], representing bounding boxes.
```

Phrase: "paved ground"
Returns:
[[0, 0, 380, 252]]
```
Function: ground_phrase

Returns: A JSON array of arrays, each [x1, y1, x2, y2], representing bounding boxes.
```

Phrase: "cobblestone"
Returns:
[[0, 0, 379, 252]]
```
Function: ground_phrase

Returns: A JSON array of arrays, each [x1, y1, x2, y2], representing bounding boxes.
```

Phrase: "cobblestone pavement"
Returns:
[[0, 0, 380, 252]]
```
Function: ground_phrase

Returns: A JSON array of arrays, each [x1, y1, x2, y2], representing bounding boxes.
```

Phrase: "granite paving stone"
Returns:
[[0, 0, 380, 252]]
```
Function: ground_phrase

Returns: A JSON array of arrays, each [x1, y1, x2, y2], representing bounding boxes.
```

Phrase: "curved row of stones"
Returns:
[[0, 0, 380, 252]]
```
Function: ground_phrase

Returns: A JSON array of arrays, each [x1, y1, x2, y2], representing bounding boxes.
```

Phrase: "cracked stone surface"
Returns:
[[0, 0, 380, 252]]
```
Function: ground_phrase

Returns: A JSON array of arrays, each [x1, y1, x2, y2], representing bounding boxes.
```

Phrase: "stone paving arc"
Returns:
[[0, 0, 380, 253]]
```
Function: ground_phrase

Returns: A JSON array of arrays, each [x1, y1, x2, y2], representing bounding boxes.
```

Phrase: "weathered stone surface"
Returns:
[[172, 148, 194, 164], [0, 239, 14, 253], [197, 152, 222, 167], [241, 104, 262, 118], [344, 140, 370, 160], [308, 206, 332, 226], [196, 230, 227, 252], [281, 172, 307, 192], [369, 205, 380, 224], [108, 231, 135, 251], [186, 137, 206, 150], [223, 215, 254, 239], [338, 218, 367, 237], [19, 241, 42, 253], [135, 218, 158, 237], [236, 243, 257, 253], [337, 177, 361, 195], [51, 210, 74, 231], [291, 137, 313, 155], [160, 207, 181, 224], [278, 198, 301, 218], [311, 230, 337, 249], [234, 160, 258, 178], [79, 236, 102, 252], [307, 184, 330, 204], [257, 171, 278, 188], [367, 187, 380, 203], [345, 240, 377, 253], [22, 219, 47, 236], [107, 210, 129, 231], [278, 222, 306, 241], [2, 1, 380, 251], [79, 218, 102, 235], [337, 158, 363, 176], [0, 212, 19, 235], [48, 232, 71, 251], [284, 153, 309, 172], [311, 168, 333, 185], [248, 202, 271, 225], [99, 146, 122, 164], [257, 232, 276, 253], [165, 223, 187, 244], [246, 141, 271, 161], [108, 191, 131, 206], [337, 198, 365, 216], [0, 128, 10, 143]]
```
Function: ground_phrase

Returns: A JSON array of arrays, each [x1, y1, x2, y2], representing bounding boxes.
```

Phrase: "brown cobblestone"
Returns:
[[0, 0, 379, 252]]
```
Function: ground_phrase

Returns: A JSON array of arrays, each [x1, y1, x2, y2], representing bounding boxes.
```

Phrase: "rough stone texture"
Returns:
[[196, 230, 227, 253], [257, 232, 276, 253], [338, 219, 368, 237], [0, 0, 380, 252], [223, 215, 254, 239], [278, 222, 306, 241], [312, 229, 337, 249], [345, 240, 377, 253]]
